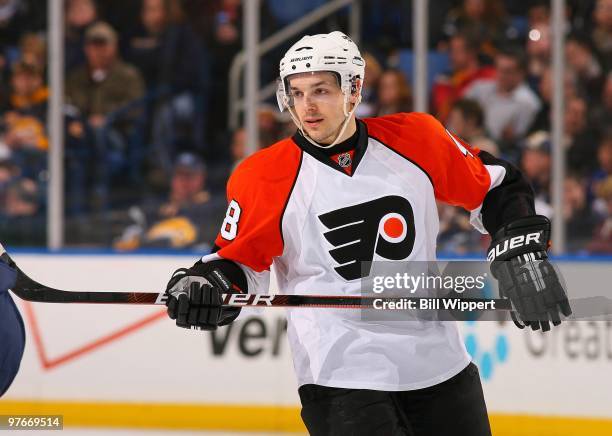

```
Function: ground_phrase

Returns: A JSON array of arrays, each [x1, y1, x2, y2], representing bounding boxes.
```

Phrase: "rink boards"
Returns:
[[1, 253, 611, 435]]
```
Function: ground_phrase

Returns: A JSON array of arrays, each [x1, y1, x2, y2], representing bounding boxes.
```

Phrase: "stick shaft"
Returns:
[[2, 245, 511, 310]]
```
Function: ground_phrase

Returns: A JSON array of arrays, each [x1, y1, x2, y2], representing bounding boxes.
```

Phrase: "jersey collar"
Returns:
[[291, 119, 368, 177]]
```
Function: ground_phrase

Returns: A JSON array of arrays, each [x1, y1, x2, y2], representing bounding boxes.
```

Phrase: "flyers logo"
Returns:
[[318, 196, 415, 280]]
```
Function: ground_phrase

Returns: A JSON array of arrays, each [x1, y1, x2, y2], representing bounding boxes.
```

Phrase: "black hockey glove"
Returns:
[[165, 263, 241, 331], [488, 215, 572, 332]]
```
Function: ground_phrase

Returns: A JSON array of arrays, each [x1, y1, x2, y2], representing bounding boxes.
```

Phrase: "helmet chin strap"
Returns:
[[288, 93, 361, 149]]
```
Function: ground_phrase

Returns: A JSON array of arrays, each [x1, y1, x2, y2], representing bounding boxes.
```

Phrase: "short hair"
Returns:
[[496, 45, 528, 72], [451, 98, 484, 127]]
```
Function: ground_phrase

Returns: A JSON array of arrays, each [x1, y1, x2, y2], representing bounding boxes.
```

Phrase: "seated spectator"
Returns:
[[520, 131, 552, 216], [66, 22, 146, 210], [565, 95, 599, 176], [376, 69, 412, 116], [529, 66, 578, 133], [565, 34, 605, 104], [592, 0, 612, 71], [4, 59, 47, 120], [564, 173, 600, 252], [587, 176, 612, 253], [0, 60, 48, 178], [64, 0, 98, 72], [355, 52, 382, 118], [114, 152, 222, 251], [66, 21, 145, 129], [465, 46, 541, 151], [431, 32, 496, 121], [442, 0, 512, 59], [447, 98, 499, 156]]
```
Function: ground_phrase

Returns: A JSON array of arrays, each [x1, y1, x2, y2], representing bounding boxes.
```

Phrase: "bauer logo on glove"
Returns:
[[488, 215, 572, 332]]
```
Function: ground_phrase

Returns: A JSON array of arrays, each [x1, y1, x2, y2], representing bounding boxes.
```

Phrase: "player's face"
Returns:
[[288, 72, 348, 144]]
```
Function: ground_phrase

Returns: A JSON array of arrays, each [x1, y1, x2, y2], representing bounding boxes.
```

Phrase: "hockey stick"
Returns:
[[1, 243, 512, 310]]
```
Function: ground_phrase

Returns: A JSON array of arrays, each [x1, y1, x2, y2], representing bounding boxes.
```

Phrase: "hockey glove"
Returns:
[[165, 263, 241, 330], [488, 215, 572, 332]]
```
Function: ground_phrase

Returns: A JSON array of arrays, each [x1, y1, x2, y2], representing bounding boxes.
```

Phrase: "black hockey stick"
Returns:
[[1, 243, 512, 310]]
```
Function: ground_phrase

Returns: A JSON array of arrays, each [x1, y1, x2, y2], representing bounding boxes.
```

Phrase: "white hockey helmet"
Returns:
[[276, 31, 366, 113]]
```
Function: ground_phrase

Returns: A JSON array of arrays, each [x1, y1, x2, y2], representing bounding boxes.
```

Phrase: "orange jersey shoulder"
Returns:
[[364, 113, 491, 210], [215, 138, 303, 271]]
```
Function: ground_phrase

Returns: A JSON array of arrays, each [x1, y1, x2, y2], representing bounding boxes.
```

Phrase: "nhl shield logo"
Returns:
[[337, 152, 352, 168]]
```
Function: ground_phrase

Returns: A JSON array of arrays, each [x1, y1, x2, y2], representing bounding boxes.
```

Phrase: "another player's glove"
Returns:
[[165, 263, 241, 330], [488, 215, 572, 331]]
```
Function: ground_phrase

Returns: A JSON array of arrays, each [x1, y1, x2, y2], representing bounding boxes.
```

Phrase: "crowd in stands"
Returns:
[[0, 0, 611, 254]]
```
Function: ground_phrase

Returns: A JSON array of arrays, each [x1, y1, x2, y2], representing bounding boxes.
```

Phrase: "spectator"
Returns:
[[432, 32, 496, 122], [257, 104, 282, 147], [65, 0, 98, 72], [355, 52, 382, 118], [520, 131, 552, 216], [437, 202, 483, 254], [66, 21, 145, 129], [565, 34, 605, 104], [375, 69, 412, 116], [525, 23, 551, 82], [4, 59, 47, 120], [529, 66, 578, 133], [588, 176, 612, 253], [527, 0, 550, 28], [124, 0, 206, 93], [565, 95, 599, 175], [590, 130, 612, 216], [465, 46, 541, 150], [446, 98, 499, 156], [114, 152, 222, 251], [564, 173, 600, 252], [18, 32, 45, 69], [66, 22, 145, 210], [592, 0, 612, 70], [442, 0, 512, 59], [0, 60, 48, 178]]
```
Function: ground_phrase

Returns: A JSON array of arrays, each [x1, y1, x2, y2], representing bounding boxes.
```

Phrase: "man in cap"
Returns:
[[66, 21, 145, 129]]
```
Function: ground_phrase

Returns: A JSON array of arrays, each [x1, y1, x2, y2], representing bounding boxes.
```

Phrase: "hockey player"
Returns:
[[164, 32, 571, 435], [0, 255, 26, 397]]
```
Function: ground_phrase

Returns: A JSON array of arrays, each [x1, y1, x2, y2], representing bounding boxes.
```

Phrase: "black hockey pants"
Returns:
[[299, 362, 492, 436]]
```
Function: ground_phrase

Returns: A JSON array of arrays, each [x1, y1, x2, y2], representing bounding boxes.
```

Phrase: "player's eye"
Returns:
[[315, 88, 328, 95], [291, 90, 303, 98]]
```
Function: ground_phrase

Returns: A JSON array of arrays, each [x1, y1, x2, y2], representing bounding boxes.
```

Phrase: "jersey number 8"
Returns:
[[221, 200, 241, 240]]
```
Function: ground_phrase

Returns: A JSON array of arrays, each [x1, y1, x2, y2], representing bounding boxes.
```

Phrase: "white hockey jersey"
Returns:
[[204, 112, 527, 390]]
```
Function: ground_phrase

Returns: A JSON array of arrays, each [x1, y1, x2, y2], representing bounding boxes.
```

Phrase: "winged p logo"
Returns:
[[318, 196, 415, 280]]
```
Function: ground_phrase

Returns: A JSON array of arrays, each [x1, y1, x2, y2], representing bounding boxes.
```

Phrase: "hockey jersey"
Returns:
[[203, 112, 534, 390]]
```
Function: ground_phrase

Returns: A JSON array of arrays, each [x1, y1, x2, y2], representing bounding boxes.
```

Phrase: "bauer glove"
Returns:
[[488, 215, 572, 331], [165, 263, 241, 330]]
